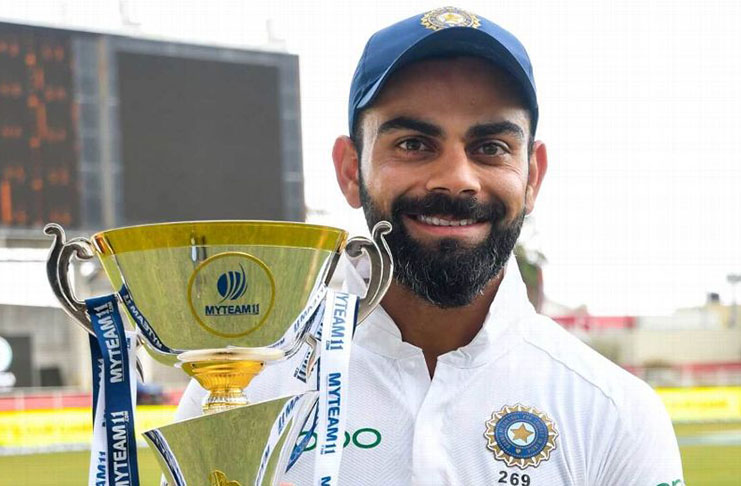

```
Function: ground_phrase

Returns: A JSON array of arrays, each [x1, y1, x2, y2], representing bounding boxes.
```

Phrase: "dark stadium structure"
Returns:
[[0, 21, 304, 233]]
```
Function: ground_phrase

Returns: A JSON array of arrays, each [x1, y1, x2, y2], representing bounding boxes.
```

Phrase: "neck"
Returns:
[[380, 272, 504, 377]]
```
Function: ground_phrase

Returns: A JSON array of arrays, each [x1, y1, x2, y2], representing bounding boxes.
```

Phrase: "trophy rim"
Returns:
[[90, 220, 348, 256]]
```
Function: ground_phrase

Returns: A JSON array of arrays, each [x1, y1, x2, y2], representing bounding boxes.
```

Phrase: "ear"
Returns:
[[332, 136, 362, 208], [525, 140, 548, 214]]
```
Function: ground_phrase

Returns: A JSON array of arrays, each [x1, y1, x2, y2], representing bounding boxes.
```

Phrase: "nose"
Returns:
[[424, 145, 480, 196]]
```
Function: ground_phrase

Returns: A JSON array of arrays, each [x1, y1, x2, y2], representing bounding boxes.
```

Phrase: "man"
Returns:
[[177, 7, 684, 485]]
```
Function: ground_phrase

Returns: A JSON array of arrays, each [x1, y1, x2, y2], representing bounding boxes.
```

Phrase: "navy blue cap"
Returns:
[[349, 7, 538, 135]]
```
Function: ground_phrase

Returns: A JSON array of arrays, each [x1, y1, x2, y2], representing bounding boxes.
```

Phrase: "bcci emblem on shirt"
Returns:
[[484, 404, 559, 469]]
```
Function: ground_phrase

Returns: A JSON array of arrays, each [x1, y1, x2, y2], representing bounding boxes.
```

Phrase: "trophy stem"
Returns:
[[181, 360, 264, 414], [178, 348, 285, 414]]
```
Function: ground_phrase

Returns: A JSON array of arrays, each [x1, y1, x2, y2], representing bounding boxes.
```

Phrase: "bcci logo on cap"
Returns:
[[217, 265, 248, 302], [421, 7, 480, 31]]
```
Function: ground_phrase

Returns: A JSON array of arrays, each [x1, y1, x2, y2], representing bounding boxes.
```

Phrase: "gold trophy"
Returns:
[[45, 220, 392, 485]]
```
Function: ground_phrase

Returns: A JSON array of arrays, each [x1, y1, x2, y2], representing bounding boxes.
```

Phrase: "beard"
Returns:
[[359, 183, 525, 308]]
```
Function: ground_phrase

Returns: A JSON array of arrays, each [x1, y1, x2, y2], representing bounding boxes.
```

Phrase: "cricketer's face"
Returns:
[[333, 57, 547, 307]]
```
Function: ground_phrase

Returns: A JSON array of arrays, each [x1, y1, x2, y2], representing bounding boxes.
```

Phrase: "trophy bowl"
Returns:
[[45, 220, 392, 412]]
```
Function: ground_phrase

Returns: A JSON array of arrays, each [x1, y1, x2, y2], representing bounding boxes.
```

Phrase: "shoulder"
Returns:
[[516, 315, 683, 484], [518, 314, 658, 412]]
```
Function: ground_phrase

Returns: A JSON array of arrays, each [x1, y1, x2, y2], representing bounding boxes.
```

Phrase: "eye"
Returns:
[[397, 138, 430, 152], [472, 141, 508, 156]]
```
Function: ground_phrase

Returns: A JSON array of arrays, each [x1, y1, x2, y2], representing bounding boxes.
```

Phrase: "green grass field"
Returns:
[[0, 447, 163, 485], [673, 422, 741, 485], [1, 423, 739, 485]]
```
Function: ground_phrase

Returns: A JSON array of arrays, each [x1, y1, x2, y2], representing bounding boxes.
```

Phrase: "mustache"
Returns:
[[391, 192, 505, 222]]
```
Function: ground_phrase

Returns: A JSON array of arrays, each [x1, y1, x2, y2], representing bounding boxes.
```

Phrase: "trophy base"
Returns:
[[179, 347, 285, 414]]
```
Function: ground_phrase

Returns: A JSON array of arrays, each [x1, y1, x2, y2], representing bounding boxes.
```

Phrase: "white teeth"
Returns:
[[417, 215, 476, 227]]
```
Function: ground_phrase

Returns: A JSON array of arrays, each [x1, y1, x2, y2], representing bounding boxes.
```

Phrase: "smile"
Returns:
[[415, 215, 481, 227]]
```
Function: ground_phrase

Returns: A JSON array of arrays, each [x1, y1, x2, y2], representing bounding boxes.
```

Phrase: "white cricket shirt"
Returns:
[[175, 258, 685, 486]]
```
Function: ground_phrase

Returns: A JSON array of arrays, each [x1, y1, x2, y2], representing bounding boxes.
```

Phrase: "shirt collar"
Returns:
[[343, 254, 535, 367]]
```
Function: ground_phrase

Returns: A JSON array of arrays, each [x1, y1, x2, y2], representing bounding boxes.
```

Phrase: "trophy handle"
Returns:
[[345, 220, 393, 324], [44, 224, 145, 380], [44, 223, 96, 335]]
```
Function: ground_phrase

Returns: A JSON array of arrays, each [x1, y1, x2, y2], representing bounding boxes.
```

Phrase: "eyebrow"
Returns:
[[466, 121, 526, 141], [377, 116, 443, 138], [376, 116, 526, 142]]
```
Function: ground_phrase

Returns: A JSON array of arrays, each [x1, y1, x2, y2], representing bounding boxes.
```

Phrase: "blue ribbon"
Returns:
[[286, 398, 319, 471], [90, 334, 103, 423], [87, 294, 140, 486], [286, 301, 326, 470]]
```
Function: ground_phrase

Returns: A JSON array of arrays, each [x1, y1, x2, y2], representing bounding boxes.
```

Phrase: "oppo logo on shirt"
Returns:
[[656, 481, 684, 486], [299, 427, 382, 451]]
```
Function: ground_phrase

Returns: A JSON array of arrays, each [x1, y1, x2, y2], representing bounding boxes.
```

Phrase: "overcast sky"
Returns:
[[3, 0, 740, 315]]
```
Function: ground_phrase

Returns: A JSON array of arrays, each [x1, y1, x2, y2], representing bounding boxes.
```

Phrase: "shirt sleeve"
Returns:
[[594, 382, 685, 486], [173, 378, 208, 421]]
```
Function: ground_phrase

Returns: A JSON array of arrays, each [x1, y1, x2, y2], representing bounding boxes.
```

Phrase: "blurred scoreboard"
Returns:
[[0, 22, 303, 232], [0, 26, 77, 228]]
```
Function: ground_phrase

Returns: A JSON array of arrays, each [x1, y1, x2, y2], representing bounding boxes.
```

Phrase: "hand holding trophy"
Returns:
[[45, 220, 393, 486]]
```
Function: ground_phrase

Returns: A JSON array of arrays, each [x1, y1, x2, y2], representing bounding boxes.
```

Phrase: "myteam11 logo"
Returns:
[[188, 251, 275, 338], [217, 265, 248, 302]]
